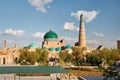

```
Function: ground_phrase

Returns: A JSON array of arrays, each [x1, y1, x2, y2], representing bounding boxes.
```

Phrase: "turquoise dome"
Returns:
[[44, 29, 58, 41], [49, 47, 55, 51], [29, 43, 39, 48], [56, 47, 61, 51], [65, 45, 72, 49]]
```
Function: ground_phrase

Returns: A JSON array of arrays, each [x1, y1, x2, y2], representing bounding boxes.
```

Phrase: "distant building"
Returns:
[[42, 29, 64, 50], [117, 40, 120, 49], [0, 40, 20, 65], [41, 29, 73, 65], [97, 45, 104, 50], [28, 43, 40, 52]]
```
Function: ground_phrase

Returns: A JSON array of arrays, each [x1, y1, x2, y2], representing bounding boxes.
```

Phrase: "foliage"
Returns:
[[99, 48, 119, 65], [19, 49, 39, 65], [72, 47, 85, 66], [18, 48, 49, 65], [99, 66, 120, 80], [37, 49, 49, 66], [18, 46, 120, 67], [59, 50, 73, 65], [86, 48, 120, 66], [86, 52, 102, 66]]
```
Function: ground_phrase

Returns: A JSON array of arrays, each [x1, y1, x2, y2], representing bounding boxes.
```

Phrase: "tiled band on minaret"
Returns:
[[78, 14, 86, 48]]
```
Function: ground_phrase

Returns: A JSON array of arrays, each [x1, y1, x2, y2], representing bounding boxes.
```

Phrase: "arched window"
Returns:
[[3, 58, 6, 64], [14, 57, 18, 62]]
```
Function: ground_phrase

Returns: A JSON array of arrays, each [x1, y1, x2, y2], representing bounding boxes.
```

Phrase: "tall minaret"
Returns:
[[4, 40, 7, 49], [78, 14, 86, 48]]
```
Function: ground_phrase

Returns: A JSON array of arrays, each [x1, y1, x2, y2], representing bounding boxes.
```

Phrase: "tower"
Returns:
[[4, 40, 7, 49], [117, 40, 120, 49], [78, 14, 86, 48]]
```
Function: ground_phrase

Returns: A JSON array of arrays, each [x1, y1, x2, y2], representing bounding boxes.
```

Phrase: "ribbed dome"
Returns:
[[65, 45, 72, 49], [56, 47, 61, 51], [29, 43, 39, 48], [44, 29, 58, 39], [49, 47, 55, 51]]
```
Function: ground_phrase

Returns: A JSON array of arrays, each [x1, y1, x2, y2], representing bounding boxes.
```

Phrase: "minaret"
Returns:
[[78, 14, 86, 48], [14, 44, 17, 48], [4, 40, 7, 49]]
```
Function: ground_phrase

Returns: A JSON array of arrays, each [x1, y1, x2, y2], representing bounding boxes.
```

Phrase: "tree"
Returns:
[[19, 48, 49, 65], [72, 47, 85, 66], [19, 49, 39, 65], [99, 48, 120, 66], [86, 51, 102, 66], [86, 48, 120, 66], [99, 66, 120, 80], [59, 51, 73, 63], [59, 50, 73, 66], [37, 49, 49, 66]]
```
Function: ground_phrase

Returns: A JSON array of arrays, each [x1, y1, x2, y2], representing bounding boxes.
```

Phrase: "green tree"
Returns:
[[86, 48, 120, 66], [59, 50, 73, 65], [64, 53, 73, 63], [19, 48, 49, 65], [37, 49, 49, 66], [99, 48, 120, 66], [99, 66, 120, 80], [19, 49, 39, 65], [86, 51, 102, 66], [72, 47, 85, 66]]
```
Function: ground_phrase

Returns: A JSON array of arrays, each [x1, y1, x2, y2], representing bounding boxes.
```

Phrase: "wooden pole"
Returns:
[[14, 74, 16, 80], [60, 74, 61, 80], [19, 74, 20, 80], [56, 73, 57, 80]]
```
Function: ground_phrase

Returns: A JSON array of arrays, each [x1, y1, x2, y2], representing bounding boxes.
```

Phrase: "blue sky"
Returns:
[[0, 0, 120, 48]]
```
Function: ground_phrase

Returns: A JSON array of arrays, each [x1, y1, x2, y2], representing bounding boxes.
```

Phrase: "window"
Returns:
[[3, 58, 6, 64]]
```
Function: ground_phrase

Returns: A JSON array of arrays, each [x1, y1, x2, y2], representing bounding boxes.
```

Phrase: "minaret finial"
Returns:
[[80, 13, 84, 22], [50, 28, 52, 31]]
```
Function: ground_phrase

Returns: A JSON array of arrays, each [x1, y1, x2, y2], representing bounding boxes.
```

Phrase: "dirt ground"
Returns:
[[67, 68, 103, 76]]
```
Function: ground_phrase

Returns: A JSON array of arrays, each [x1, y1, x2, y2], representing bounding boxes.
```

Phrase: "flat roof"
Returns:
[[0, 66, 68, 74]]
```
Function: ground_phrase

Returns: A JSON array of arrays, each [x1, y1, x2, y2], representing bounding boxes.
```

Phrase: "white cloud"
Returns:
[[87, 39, 99, 48], [60, 36, 77, 45], [28, 0, 53, 13], [92, 32, 104, 37], [87, 39, 116, 48], [104, 41, 116, 48], [0, 29, 25, 36], [71, 10, 98, 22], [87, 40, 98, 44], [32, 32, 45, 38], [60, 36, 77, 41], [63, 22, 79, 31]]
